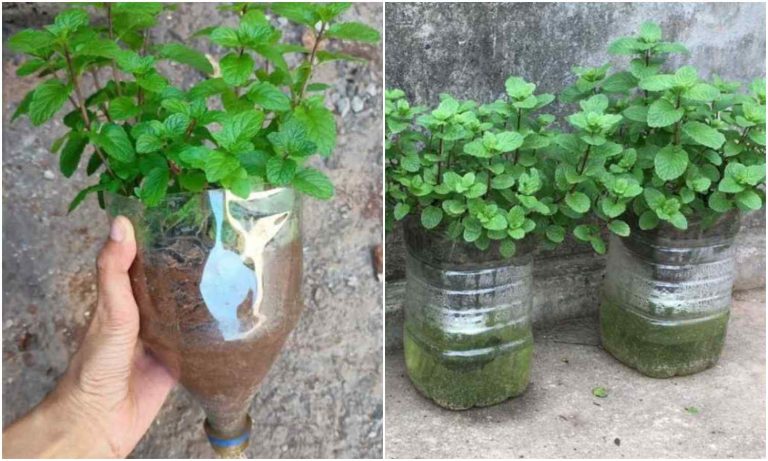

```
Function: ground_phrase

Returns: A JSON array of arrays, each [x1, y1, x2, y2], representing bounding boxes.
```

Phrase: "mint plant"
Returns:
[[9, 2, 380, 211], [386, 77, 592, 257], [561, 21, 765, 233]]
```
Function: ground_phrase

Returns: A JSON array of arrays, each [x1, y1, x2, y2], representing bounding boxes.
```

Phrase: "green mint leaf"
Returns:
[[68, 183, 106, 213], [95, 124, 135, 163], [639, 74, 676, 92], [9, 29, 55, 54], [293, 167, 334, 199], [266, 156, 297, 185], [432, 96, 459, 120], [592, 386, 608, 398], [28, 80, 71, 126], [545, 225, 565, 243], [608, 37, 642, 55], [213, 111, 265, 150], [139, 166, 170, 207], [109, 96, 141, 121], [639, 22, 662, 42], [708, 191, 733, 212], [164, 113, 191, 138], [442, 199, 466, 215], [270, 3, 320, 27], [505, 76, 536, 99], [638, 210, 659, 230], [421, 206, 443, 230], [674, 66, 699, 88], [654, 145, 688, 180], [115, 50, 155, 75], [137, 72, 169, 93], [247, 82, 291, 112], [494, 132, 524, 152], [16, 58, 47, 77], [647, 98, 683, 127], [643, 187, 665, 208], [325, 22, 381, 43], [210, 27, 241, 47], [491, 174, 515, 190], [77, 38, 122, 59], [718, 176, 745, 194], [608, 220, 630, 237], [135, 134, 163, 154], [394, 202, 411, 220], [573, 224, 593, 241], [204, 151, 240, 182], [656, 42, 688, 54], [600, 197, 626, 218], [293, 100, 336, 156], [622, 105, 648, 122], [602, 71, 638, 93], [683, 83, 720, 102], [668, 211, 688, 230], [682, 121, 725, 149], [735, 190, 762, 211], [178, 172, 207, 192], [161, 98, 190, 115], [223, 174, 251, 199], [59, 132, 87, 178], [499, 239, 517, 258], [565, 191, 591, 213], [590, 236, 606, 254], [53, 8, 89, 34], [220, 52, 254, 86], [156, 43, 213, 75]]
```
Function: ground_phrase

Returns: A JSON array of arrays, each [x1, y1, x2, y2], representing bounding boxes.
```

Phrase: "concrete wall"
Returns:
[[385, 2, 766, 349]]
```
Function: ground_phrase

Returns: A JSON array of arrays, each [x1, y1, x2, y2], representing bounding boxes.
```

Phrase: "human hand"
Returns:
[[3, 217, 176, 458]]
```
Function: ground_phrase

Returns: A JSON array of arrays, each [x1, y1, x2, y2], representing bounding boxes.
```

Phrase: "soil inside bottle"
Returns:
[[130, 233, 304, 437]]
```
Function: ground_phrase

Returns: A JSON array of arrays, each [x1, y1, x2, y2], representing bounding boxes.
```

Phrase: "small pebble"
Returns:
[[351, 96, 364, 112], [43, 170, 55, 180], [337, 97, 350, 117]]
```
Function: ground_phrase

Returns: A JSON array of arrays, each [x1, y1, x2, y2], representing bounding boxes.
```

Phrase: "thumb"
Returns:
[[93, 216, 139, 340]]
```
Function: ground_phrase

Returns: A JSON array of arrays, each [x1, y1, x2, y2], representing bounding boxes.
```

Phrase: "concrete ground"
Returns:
[[385, 289, 766, 459], [2, 3, 382, 458]]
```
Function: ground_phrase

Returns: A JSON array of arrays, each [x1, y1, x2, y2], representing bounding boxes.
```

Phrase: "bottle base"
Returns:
[[403, 329, 532, 410], [599, 299, 729, 378]]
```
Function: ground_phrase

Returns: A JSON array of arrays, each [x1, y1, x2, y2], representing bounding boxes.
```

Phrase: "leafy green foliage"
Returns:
[[10, 2, 379, 210], [387, 21, 764, 258], [563, 21, 765, 232], [385, 77, 594, 256]]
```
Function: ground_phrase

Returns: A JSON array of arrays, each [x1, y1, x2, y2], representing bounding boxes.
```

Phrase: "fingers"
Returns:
[[95, 216, 139, 336]]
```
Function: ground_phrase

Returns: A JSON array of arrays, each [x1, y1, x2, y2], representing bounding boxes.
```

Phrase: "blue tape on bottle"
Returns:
[[206, 431, 250, 448]]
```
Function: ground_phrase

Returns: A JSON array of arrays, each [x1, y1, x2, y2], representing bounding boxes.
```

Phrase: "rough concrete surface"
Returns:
[[385, 290, 766, 459], [2, 3, 383, 458], [386, 2, 766, 108]]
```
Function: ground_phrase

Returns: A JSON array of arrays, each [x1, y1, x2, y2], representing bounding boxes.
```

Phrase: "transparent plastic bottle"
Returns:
[[402, 219, 534, 410], [600, 212, 740, 378], [108, 188, 303, 457]]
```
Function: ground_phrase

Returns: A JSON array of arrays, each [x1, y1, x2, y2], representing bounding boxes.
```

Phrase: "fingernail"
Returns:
[[110, 218, 126, 242]]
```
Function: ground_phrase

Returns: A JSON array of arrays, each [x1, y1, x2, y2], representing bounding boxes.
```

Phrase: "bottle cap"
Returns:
[[204, 415, 252, 458]]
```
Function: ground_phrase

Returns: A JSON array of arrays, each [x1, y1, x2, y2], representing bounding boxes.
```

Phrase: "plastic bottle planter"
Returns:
[[402, 219, 534, 410], [600, 212, 740, 378], [108, 188, 303, 457]]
